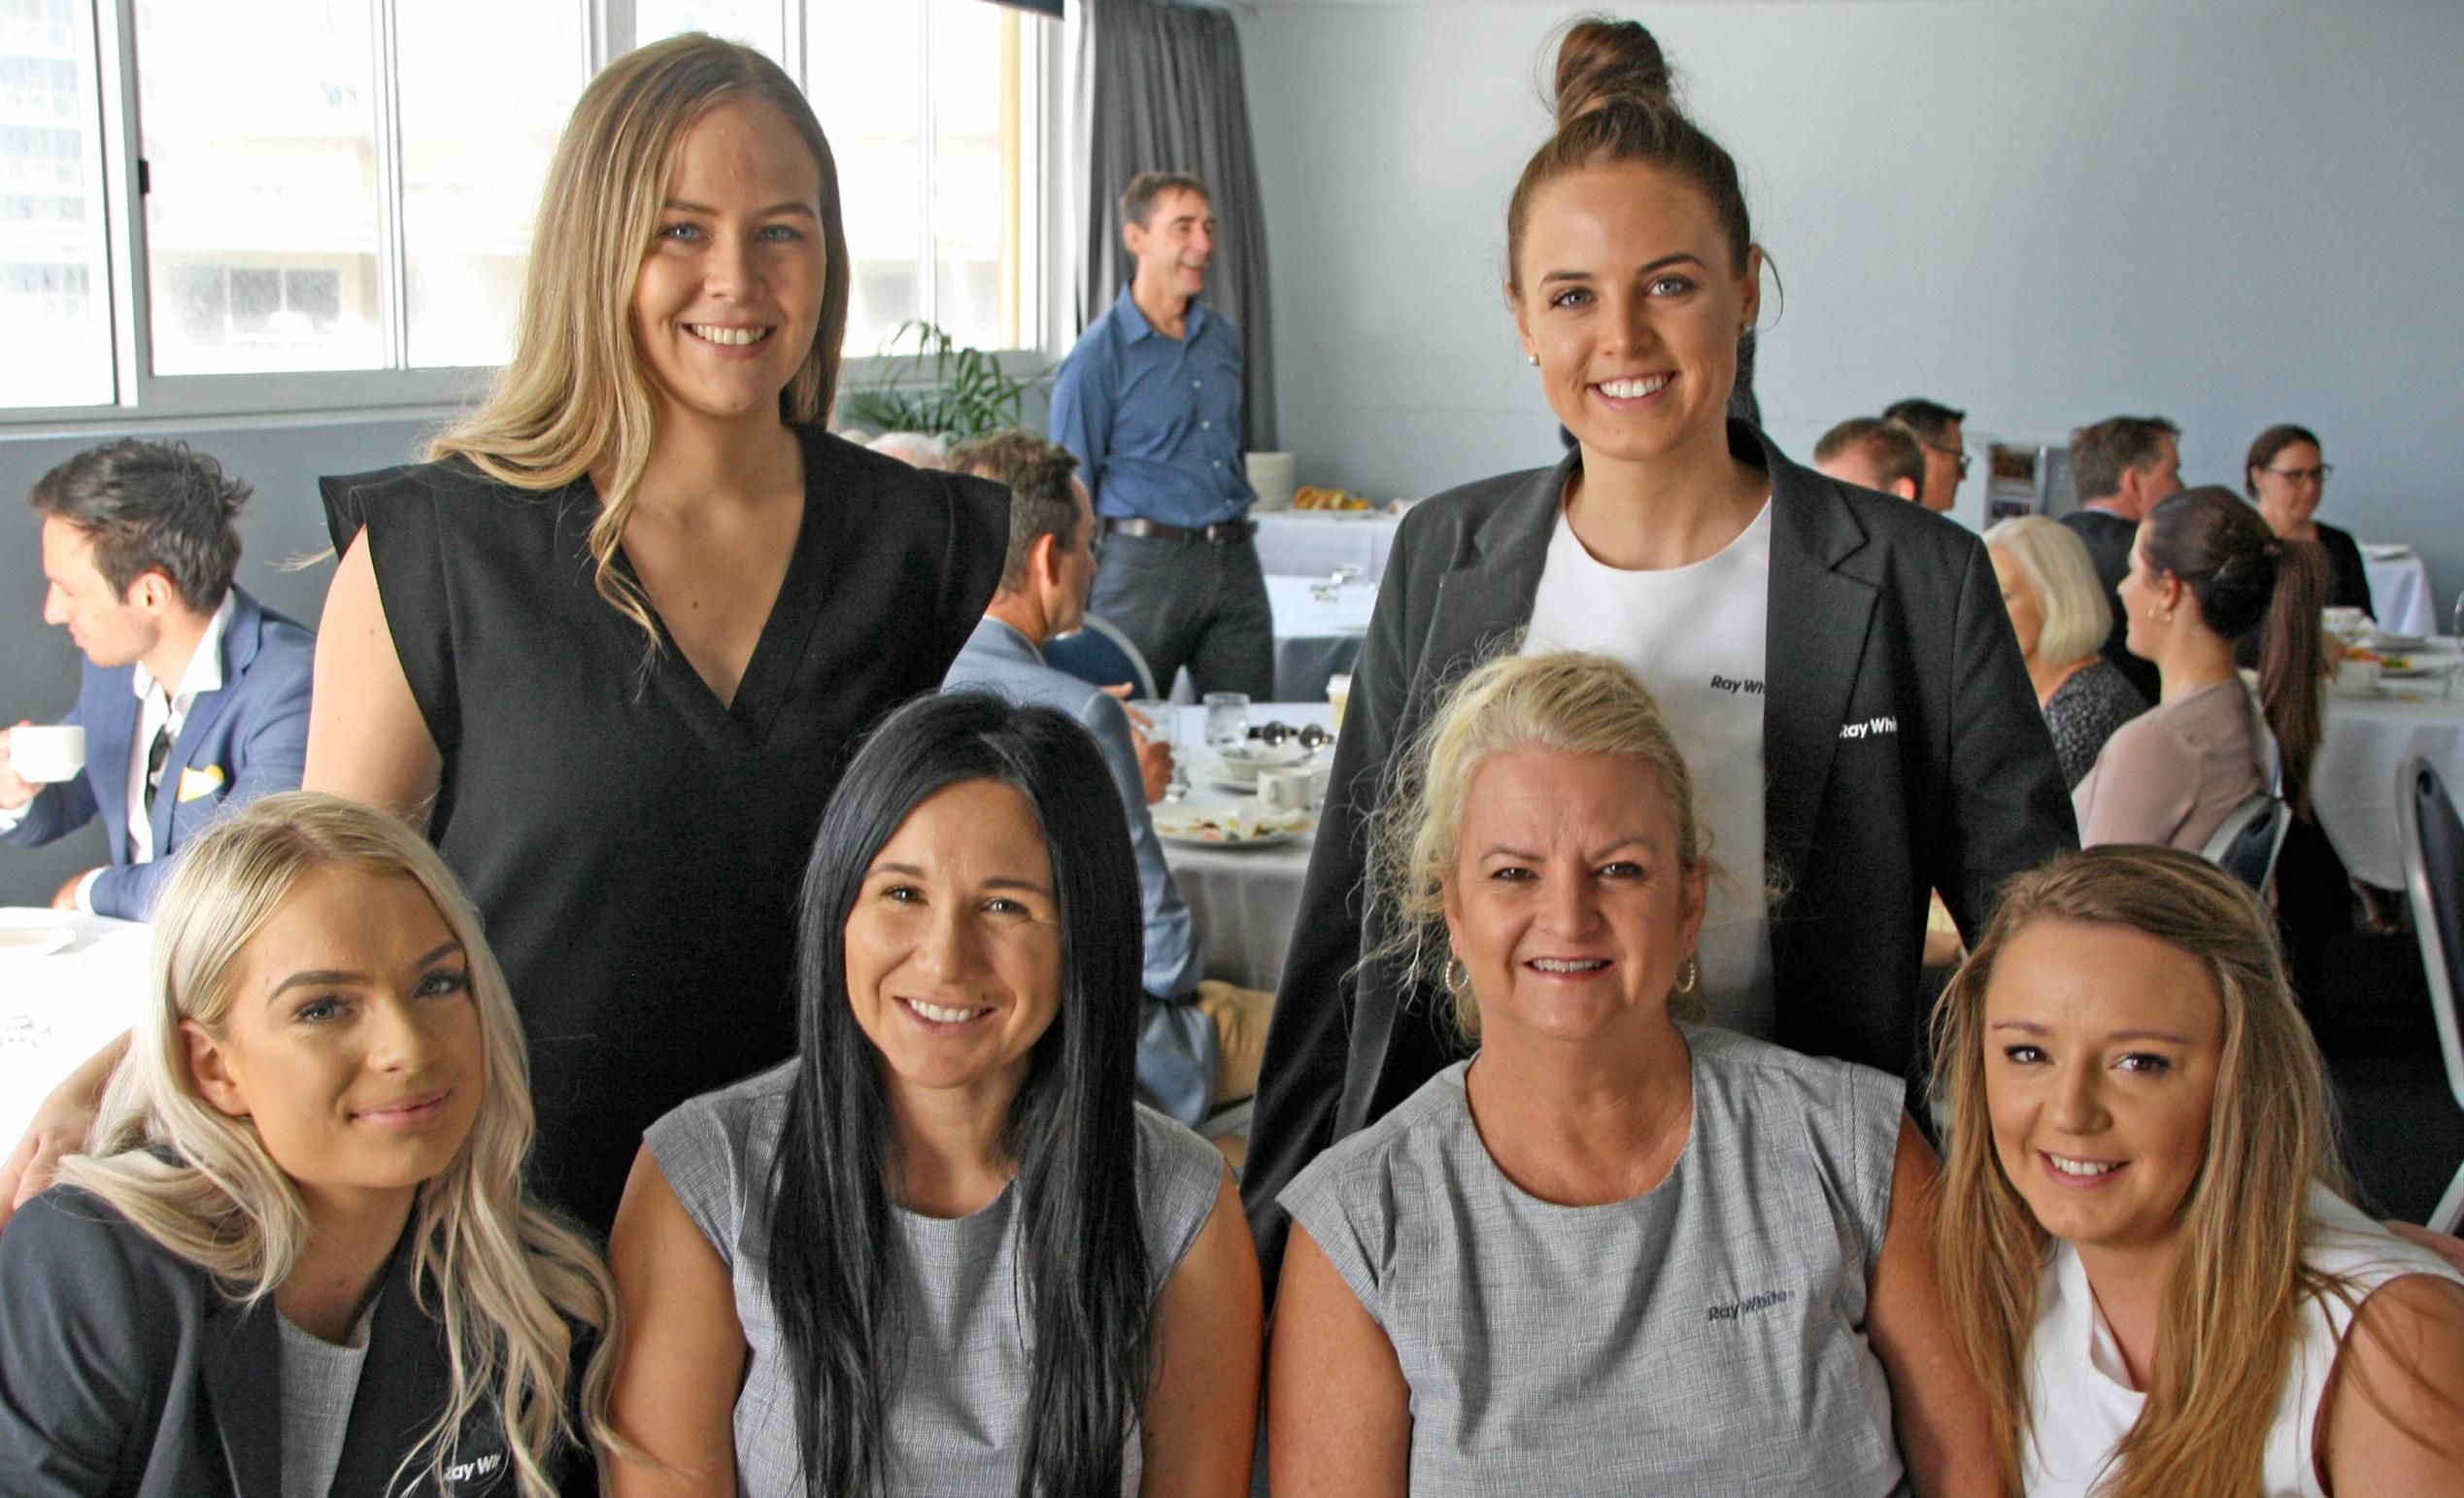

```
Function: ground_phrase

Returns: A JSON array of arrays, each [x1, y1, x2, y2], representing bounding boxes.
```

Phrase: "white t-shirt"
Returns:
[[2023, 1185, 2464, 1496], [1522, 500, 1774, 1039]]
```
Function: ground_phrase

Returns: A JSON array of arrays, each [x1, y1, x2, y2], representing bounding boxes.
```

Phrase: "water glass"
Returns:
[[1203, 692, 1250, 748], [1126, 698, 1186, 801]]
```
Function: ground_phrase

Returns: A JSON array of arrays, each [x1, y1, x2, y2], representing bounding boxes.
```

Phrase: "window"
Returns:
[[1, 0, 1055, 420]]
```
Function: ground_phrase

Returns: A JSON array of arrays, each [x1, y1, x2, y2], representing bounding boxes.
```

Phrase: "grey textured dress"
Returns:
[[645, 1062, 1225, 1496], [1280, 1025, 1909, 1497]]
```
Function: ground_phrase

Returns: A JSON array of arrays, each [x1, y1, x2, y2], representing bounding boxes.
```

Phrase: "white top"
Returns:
[[2023, 1185, 2464, 1496], [1523, 501, 1776, 1038]]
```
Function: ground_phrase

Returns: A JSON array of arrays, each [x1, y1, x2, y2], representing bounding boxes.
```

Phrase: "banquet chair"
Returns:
[[2394, 757, 2464, 1234], [1043, 612, 1157, 701], [2200, 792, 2291, 898]]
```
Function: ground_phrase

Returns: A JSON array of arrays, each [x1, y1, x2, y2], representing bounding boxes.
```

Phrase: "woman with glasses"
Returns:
[[2247, 424, 2373, 617]]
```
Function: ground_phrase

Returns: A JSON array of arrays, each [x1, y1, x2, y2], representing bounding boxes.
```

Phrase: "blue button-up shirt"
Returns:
[[1049, 287, 1254, 528]]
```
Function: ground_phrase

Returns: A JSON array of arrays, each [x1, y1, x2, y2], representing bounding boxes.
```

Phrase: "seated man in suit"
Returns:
[[0, 440, 314, 919], [941, 429, 1271, 1134], [2060, 414, 2182, 704]]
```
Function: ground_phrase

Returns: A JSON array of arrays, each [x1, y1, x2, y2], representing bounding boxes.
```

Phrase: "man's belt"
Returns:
[[1101, 515, 1256, 544]]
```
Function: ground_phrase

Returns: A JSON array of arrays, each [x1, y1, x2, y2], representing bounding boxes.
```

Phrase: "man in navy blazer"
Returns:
[[1, 440, 313, 920]]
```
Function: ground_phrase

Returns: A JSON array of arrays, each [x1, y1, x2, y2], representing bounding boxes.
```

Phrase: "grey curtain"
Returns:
[[1073, 0, 1275, 448]]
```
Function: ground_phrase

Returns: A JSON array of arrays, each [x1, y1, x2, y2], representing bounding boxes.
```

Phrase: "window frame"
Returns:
[[1, 0, 1065, 431]]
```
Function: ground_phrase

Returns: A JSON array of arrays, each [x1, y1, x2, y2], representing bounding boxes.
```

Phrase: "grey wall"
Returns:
[[1239, 0, 2464, 579], [0, 414, 435, 905]]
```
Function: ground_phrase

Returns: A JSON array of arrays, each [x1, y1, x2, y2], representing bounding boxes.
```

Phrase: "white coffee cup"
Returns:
[[1246, 452, 1297, 512], [8, 724, 84, 784], [2335, 658, 2382, 697], [1258, 766, 1315, 813]]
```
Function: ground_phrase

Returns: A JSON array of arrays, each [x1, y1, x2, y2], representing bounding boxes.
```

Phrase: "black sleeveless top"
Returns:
[[321, 428, 1008, 1229]]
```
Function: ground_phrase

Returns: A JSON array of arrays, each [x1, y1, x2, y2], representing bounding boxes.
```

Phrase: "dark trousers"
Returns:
[[1089, 531, 1275, 700]]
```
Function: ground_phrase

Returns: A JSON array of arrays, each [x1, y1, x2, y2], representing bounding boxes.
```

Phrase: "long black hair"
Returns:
[[763, 691, 1151, 1497]]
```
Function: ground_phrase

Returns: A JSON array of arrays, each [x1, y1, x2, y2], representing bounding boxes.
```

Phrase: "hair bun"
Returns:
[[1552, 17, 1672, 127]]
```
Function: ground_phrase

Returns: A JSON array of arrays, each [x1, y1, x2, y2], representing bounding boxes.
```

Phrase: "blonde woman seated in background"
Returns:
[[0, 793, 619, 1498], [1985, 516, 2146, 790], [2073, 487, 2329, 850], [1268, 652, 1992, 1497], [1930, 845, 2464, 1495]]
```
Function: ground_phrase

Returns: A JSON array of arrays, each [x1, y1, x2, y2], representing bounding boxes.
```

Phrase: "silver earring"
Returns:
[[1674, 954, 1700, 995], [1445, 958, 1471, 997]]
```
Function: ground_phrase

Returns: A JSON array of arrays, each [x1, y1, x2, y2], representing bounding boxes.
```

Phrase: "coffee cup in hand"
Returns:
[[8, 725, 85, 784]]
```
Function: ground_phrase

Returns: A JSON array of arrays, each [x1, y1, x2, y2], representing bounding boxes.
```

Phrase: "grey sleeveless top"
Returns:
[[646, 1061, 1225, 1496], [1280, 1025, 1909, 1497]]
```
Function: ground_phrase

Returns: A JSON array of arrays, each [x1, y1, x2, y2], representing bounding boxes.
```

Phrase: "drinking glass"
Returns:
[[1127, 698, 1186, 801], [1203, 692, 1251, 748]]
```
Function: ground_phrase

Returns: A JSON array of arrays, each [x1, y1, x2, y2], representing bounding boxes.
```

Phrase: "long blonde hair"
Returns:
[[57, 793, 621, 1498], [1929, 844, 2345, 1497], [427, 33, 851, 653], [1366, 649, 1710, 1038]]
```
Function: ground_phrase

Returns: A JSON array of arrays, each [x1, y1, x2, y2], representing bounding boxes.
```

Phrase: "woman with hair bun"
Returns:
[[2246, 424, 2372, 616], [2073, 486, 2329, 849], [1245, 15, 2072, 1277], [0, 793, 619, 1497]]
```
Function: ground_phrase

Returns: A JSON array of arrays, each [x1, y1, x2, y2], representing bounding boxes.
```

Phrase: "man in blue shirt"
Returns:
[[1050, 172, 1273, 700], [0, 440, 314, 918], [941, 431, 1271, 1129]]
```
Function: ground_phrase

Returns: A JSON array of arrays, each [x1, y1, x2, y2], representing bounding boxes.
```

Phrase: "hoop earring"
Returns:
[[1445, 958, 1471, 998], [1674, 954, 1700, 995]]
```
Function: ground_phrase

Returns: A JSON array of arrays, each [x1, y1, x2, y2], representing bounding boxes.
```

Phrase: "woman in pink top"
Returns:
[[2072, 486, 2328, 850]]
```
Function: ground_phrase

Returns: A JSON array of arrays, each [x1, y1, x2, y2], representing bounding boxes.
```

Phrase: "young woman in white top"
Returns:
[[1931, 844, 2464, 1496]]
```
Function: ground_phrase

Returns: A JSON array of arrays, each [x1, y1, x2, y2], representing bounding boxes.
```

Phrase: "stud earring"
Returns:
[[1525, 352, 1538, 366]]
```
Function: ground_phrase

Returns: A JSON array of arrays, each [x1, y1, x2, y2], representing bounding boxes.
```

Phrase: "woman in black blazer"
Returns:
[[0, 795, 615, 1497], [2246, 423, 2375, 617], [1241, 18, 2075, 1279]]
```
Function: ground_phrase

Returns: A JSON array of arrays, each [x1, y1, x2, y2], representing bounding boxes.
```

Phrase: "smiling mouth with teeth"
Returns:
[[903, 997, 992, 1026], [1595, 374, 1672, 399], [2043, 1152, 2123, 1178], [689, 324, 772, 346], [1528, 957, 1611, 973]]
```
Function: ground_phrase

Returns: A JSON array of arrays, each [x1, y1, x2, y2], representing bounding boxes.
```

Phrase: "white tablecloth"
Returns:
[[1158, 704, 1333, 991], [2310, 643, 2464, 887], [1, 909, 147, 1148], [1254, 511, 1404, 584], [2363, 547, 2437, 637], [1266, 574, 1377, 702]]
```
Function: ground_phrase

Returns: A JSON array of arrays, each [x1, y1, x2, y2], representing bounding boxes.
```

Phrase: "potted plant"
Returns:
[[838, 320, 1048, 441]]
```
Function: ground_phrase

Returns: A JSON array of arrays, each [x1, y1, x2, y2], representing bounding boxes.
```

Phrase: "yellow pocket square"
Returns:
[[176, 766, 226, 802]]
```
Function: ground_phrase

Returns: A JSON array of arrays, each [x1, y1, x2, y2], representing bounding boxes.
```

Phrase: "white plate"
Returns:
[[1210, 745, 1313, 784], [2362, 630, 2431, 651], [2380, 659, 2461, 679], [1154, 808, 1313, 848], [0, 927, 74, 959], [1159, 827, 1303, 850], [2362, 543, 2416, 561]]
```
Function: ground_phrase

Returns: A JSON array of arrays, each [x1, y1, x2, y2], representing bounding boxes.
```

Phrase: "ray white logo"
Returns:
[[1706, 1287, 1795, 1322], [1708, 673, 1765, 697], [1839, 715, 1898, 740], [444, 1450, 505, 1484]]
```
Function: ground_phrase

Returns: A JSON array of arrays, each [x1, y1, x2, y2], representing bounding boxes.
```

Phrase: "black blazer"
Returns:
[[0, 1183, 551, 1497], [1241, 423, 2076, 1278]]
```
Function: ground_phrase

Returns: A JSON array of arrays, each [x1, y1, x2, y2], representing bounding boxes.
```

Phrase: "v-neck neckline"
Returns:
[[596, 426, 835, 745]]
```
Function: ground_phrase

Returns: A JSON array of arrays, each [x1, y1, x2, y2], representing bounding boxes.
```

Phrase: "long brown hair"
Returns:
[[1930, 845, 2345, 1497], [2141, 485, 2330, 810], [427, 34, 850, 654]]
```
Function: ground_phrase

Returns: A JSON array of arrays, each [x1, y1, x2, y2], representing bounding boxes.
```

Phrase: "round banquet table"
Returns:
[[2309, 642, 2464, 887], [2362, 546, 2437, 638], [1253, 510, 1403, 585], [1266, 574, 1376, 703], [1, 909, 148, 1150], [1159, 703, 1335, 992]]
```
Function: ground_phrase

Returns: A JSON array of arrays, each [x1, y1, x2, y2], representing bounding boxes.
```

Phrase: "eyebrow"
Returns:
[[267, 939, 464, 1004], [662, 197, 819, 219], [868, 863, 1053, 897], [1477, 836, 1659, 862], [1988, 1020, 2198, 1045], [1538, 252, 1705, 287]]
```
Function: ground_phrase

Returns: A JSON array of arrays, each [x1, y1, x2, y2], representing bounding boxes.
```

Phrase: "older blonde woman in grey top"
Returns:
[[1268, 652, 1993, 1497], [1986, 516, 2146, 789]]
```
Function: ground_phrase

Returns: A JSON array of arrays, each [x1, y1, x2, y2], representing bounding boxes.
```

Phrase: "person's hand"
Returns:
[[2383, 1219, 2464, 1276], [0, 721, 34, 811], [0, 1091, 93, 1227], [1135, 736, 1175, 805], [50, 869, 93, 911]]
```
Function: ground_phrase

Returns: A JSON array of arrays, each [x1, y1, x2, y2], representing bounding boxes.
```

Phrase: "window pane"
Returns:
[[808, 0, 924, 357], [637, 0, 783, 66], [928, 0, 1026, 352], [396, 0, 581, 368], [135, 0, 383, 374], [0, 0, 113, 407]]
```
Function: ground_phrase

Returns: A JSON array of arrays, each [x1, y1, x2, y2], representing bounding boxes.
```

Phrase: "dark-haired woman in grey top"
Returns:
[[1267, 652, 1993, 1496], [603, 693, 1261, 1497]]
